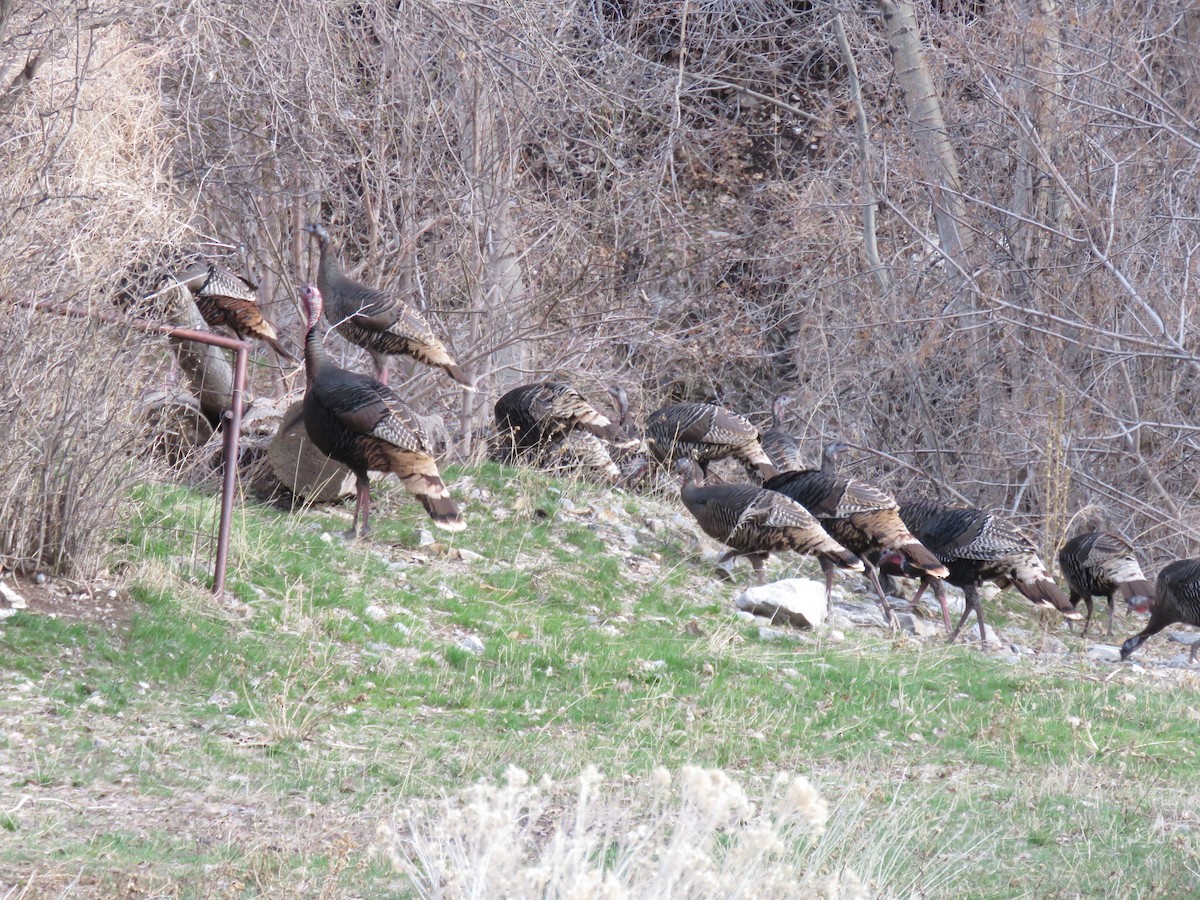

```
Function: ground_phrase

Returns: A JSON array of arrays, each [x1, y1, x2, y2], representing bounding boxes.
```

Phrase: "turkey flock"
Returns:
[[164, 227, 1200, 667]]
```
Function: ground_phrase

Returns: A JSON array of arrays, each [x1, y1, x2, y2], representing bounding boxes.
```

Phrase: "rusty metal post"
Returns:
[[9, 297, 253, 595], [213, 343, 248, 597]]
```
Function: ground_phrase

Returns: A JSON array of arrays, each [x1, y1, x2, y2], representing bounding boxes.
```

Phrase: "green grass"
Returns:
[[1, 462, 1198, 896]]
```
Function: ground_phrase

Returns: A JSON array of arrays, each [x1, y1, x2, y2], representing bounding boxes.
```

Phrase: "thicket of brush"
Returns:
[[0, 21, 187, 574], [3, 0, 1199, 575]]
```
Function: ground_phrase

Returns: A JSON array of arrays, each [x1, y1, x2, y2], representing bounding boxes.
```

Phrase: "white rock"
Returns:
[[833, 601, 889, 628], [734, 578, 827, 630], [1040, 636, 1068, 655], [0, 582, 27, 609], [457, 635, 485, 654], [825, 611, 855, 631], [1087, 645, 1122, 662], [365, 604, 389, 622], [418, 529, 436, 546], [915, 588, 965, 616], [949, 623, 1002, 646], [758, 626, 798, 642], [454, 548, 485, 562], [1168, 632, 1200, 647], [893, 612, 937, 637]]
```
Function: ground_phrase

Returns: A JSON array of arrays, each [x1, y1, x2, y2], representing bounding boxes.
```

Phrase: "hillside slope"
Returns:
[[1, 464, 1198, 896]]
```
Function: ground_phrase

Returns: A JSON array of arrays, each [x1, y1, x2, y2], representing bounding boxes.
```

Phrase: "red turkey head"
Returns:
[[299, 282, 323, 329], [771, 395, 792, 426]]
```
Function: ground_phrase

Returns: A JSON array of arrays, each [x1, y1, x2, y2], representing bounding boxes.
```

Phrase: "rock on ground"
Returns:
[[1087, 644, 1122, 663], [734, 578, 827, 629], [894, 611, 939, 638]]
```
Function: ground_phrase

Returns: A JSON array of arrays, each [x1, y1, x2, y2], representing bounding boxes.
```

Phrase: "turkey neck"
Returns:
[[314, 237, 347, 303], [304, 314, 334, 381]]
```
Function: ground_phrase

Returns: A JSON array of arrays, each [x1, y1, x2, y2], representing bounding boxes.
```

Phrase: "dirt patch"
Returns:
[[0, 571, 140, 632]]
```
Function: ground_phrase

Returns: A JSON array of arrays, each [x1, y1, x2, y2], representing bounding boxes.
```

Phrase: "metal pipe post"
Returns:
[[212, 344, 248, 597]]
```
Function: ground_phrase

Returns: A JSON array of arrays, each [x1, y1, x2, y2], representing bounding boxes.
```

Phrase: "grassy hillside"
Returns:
[[1, 465, 1198, 897]]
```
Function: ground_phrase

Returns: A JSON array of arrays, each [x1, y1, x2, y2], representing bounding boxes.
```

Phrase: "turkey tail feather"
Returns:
[[821, 547, 864, 572], [754, 460, 781, 481], [398, 469, 465, 532], [419, 493, 466, 532], [1117, 579, 1156, 606], [576, 412, 613, 438], [265, 334, 299, 364], [1014, 576, 1078, 616], [862, 511, 949, 578], [896, 540, 949, 579], [442, 363, 477, 392]]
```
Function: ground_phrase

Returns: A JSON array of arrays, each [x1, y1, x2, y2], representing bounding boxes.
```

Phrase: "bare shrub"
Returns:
[[0, 311, 160, 574], [0, 18, 189, 575]]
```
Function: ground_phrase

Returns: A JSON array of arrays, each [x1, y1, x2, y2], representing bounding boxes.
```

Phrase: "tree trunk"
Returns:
[[453, 21, 533, 399], [879, 0, 975, 310], [833, 12, 888, 292], [1012, 0, 1065, 274]]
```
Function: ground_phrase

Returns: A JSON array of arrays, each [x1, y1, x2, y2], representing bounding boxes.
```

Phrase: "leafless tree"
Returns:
[[6, 0, 1200, 576]]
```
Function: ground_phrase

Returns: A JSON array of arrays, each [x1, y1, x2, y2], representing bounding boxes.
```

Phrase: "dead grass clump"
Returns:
[[374, 765, 902, 899], [0, 22, 191, 576]]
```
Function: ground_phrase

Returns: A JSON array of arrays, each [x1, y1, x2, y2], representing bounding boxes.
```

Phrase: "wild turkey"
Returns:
[[760, 396, 804, 473], [302, 223, 474, 390], [169, 261, 298, 363], [493, 381, 616, 460], [297, 283, 464, 536], [1121, 558, 1200, 663], [878, 497, 1080, 644], [677, 460, 862, 585], [646, 402, 779, 481], [543, 431, 622, 483], [763, 443, 949, 631], [1058, 529, 1155, 638]]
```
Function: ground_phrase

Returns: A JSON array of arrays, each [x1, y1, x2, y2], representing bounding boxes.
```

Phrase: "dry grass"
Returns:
[[0, 22, 192, 577], [374, 765, 910, 899]]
